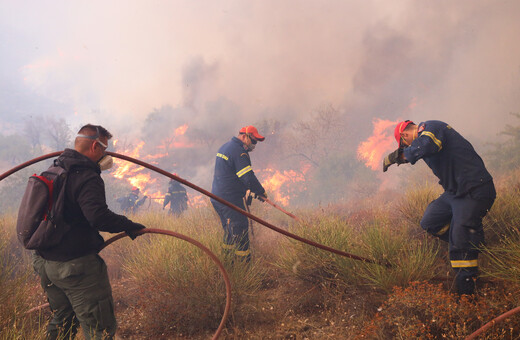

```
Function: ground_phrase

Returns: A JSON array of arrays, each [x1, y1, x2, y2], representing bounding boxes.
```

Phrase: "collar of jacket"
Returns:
[[57, 148, 101, 174], [231, 136, 247, 150]]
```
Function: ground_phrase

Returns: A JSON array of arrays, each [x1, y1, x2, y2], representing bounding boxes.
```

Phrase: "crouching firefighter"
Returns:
[[383, 120, 496, 295], [211, 126, 268, 263]]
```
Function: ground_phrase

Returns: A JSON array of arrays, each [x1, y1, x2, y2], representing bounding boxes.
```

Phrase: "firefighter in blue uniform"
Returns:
[[117, 187, 147, 214], [163, 178, 189, 216], [211, 125, 267, 263], [383, 120, 496, 295]]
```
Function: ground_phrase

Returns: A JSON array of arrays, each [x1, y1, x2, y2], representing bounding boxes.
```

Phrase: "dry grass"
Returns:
[[0, 214, 47, 340], [2, 172, 520, 339]]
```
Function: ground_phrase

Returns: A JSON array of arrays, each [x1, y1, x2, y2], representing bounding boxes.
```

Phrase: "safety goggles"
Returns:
[[77, 127, 108, 150], [249, 136, 258, 145]]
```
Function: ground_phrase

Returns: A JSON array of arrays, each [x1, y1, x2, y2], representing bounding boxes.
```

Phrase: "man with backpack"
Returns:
[[27, 124, 146, 340]]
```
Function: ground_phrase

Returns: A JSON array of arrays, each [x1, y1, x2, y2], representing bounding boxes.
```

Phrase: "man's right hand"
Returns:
[[254, 192, 267, 202], [126, 223, 146, 240]]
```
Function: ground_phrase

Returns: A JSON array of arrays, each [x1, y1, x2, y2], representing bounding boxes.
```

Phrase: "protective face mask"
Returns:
[[98, 155, 114, 171], [246, 143, 256, 152]]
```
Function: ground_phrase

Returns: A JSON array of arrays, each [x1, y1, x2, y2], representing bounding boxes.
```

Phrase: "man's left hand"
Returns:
[[383, 148, 407, 172]]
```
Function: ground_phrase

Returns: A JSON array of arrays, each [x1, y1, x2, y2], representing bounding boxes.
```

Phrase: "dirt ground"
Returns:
[[112, 273, 387, 340]]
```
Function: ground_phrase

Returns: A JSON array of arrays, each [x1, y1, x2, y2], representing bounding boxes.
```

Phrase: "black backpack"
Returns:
[[16, 161, 70, 250]]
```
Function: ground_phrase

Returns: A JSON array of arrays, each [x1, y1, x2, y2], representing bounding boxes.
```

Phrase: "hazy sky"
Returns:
[[1, 0, 519, 140]]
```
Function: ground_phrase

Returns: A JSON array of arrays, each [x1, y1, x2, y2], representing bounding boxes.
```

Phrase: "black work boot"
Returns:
[[46, 316, 78, 340], [455, 268, 478, 295]]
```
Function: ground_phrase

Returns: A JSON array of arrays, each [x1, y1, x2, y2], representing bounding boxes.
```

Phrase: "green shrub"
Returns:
[[275, 214, 365, 286], [482, 227, 520, 286], [395, 183, 441, 228], [357, 226, 441, 292]]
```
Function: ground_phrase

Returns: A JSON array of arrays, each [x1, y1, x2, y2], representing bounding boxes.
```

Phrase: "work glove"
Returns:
[[254, 192, 267, 202], [126, 222, 146, 240], [383, 148, 407, 172]]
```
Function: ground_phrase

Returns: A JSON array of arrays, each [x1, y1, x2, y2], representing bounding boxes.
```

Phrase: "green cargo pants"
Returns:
[[33, 252, 117, 340]]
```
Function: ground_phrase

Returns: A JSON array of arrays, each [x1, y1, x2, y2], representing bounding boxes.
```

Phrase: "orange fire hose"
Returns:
[[106, 151, 386, 266], [264, 198, 300, 221], [0, 151, 385, 266], [464, 306, 520, 340]]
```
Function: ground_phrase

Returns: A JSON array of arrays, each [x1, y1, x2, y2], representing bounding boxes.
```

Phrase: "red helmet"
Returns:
[[394, 120, 414, 147], [132, 187, 139, 192]]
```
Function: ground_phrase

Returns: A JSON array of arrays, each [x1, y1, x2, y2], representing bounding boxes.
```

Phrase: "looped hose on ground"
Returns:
[[104, 228, 231, 340], [24, 229, 232, 340]]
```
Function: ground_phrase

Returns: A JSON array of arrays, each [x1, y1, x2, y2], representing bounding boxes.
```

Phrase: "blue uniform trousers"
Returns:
[[420, 181, 495, 294], [211, 198, 251, 262]]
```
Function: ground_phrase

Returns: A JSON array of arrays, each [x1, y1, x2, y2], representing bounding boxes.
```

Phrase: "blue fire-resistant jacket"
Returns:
[[403, 120, 493, 196], [211, 137, 265, 202]]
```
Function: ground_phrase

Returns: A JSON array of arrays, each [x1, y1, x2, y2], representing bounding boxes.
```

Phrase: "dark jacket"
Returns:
[[211, 137, 265, 202], [117, 192, 147, 213], [163, 181, 188, 214], [37, 148, 144, 261], [403, 120, 493, 196]]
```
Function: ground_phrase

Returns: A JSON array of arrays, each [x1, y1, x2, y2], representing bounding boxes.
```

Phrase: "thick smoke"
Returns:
[[1, 1, 519, 204]]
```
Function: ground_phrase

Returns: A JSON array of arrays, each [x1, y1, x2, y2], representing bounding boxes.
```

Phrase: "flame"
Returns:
[[127, 173, 152, 191], [156, 124, 195, 150], [175, 123, 188, 136], [188, 193, 209, 208], [111, 141, 157, 193], [357, 119, 398, 171], [259, 168, 307, 206], [145, 152, 168, 159], [108, 124, 196, 204]]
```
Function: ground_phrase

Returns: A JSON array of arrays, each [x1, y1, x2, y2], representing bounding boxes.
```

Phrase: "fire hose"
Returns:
[[1, 151, 517, 339], [464, 306, 520, 340], [21, 229, 231, 340], [264, 198, 300, 220], [0, 151, 385, 267]]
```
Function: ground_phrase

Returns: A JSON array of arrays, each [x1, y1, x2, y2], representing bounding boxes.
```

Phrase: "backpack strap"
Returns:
[[32, 174, 54, 221]]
